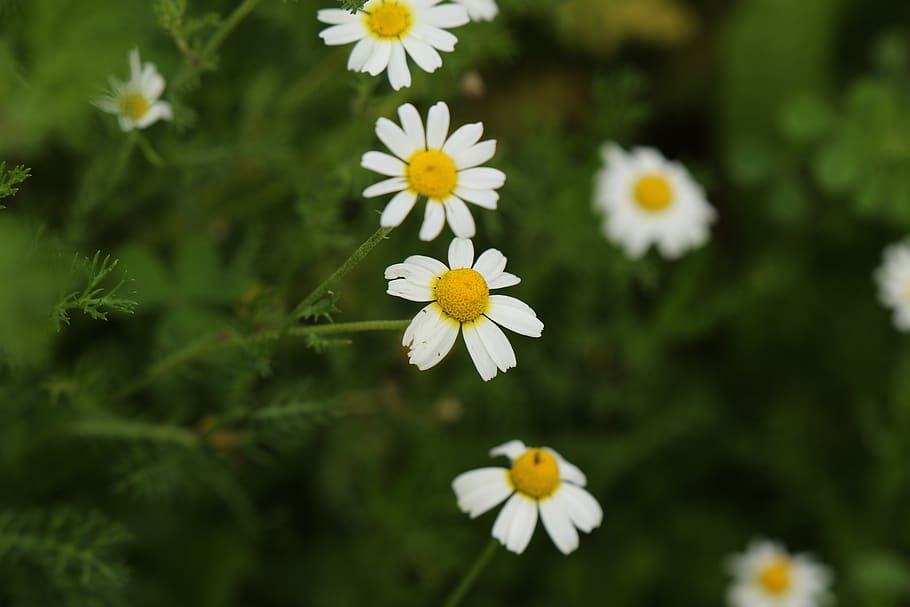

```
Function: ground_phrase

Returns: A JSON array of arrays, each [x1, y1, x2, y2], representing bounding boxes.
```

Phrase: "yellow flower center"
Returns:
[[407, 150, 458, 200], [510, 448, 560, 499], [119, 93, 150, 121], [364, 2, 413, 39], [633, 174, 674, 212], [435, 268, 489, 322], [757, 558, 792, 596]]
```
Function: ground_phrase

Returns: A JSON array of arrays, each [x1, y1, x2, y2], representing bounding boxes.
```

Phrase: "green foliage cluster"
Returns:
[[1, 0, 910, 605]]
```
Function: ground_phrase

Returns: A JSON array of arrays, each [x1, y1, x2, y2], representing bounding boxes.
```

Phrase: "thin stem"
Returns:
[[441, 539, 499, 607], [202, 0, 262, 60], [132, 131, 164, 167], [117, 319, 409, 399]]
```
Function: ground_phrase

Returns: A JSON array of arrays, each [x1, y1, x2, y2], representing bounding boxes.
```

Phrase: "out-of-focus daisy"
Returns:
[[453, 0, 498, 21], [385, 238, 542, 381], [875, 241, 910, 331], [96, 49, 172, 132], [363, 101, 505, 241], [452, 439, 602, 555], [317, 0, 469, 91], [727, 539, 832, 607], [593, 143, 716, 259]]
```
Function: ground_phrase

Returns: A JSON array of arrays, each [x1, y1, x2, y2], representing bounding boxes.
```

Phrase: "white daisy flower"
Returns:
[[95, 49, 172, 132], [875, 241, 910, 331], [385, 238, 542, 381], [317, 0, 469, 91], [452, 439, 603, 555], [593, 143, 717, 259], [453, 0, 498, 21], [727, 539, 832, 607], [362, 101, 506, 241]]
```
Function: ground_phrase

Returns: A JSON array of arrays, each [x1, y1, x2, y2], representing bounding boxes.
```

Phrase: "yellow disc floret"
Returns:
[[757, 558, 792, 596], [120, 93, 150, 121], [364, 1, 413, 39], [510, 448, 560, 499], [435, 268, 489, 322], [633, 174, 674, 212], [407, 150, 458, 200]]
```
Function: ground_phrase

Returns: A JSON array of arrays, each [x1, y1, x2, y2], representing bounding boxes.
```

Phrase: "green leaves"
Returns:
[[53, 252, 138, 329], [0, 162, 30, 209]]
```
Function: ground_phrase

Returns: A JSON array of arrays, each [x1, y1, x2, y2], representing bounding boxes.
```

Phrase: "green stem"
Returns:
[[117, 319, 409, 399], [68, 419, 199, 448], [441, 539, 499, 607], [132, 131, 164, 167], [202, 0, 262, 59]]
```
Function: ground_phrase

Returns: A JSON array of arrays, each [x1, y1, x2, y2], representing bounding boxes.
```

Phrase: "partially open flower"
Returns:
[[95, 49, 172, 132], [727, 539, 832, 607]]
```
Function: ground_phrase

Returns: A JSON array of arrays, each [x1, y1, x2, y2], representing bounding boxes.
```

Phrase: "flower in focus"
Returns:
[[317, 0, 469, 91], [96, 49, 172, 132], [363, 101, 506, 240], [452, 439, 602, 555], [385, 238, 542, 381], [452, 0, 498, 21], [727, 539, 832, 607], [593, 143, 716, 259], [875, 241, 910, 331]]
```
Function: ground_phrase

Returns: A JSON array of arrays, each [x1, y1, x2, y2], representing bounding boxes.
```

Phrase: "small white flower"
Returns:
[[593, 143, 716, 259], [385, 238, 542, 381], [363, 101, 506, 241], [452, 0, 498, 21], [875, 241, 910, 331], [317, 0, 469, 91], [727, 539, 832, 607], [452, 439, 602, 555], [96, 49, 172, 132]]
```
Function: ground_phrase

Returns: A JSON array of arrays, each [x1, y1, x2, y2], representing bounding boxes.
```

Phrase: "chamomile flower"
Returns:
[[385, 238, 542, 381], [453, 0, 498, 21], [593, 143, 716, 259], [95, 49, 172, 132], [317, 0, 469, 91], [727, 539, 832, 607], [363, 101, 506, 240], [875, 241, 910, 331], [452, 440, 602, 555]]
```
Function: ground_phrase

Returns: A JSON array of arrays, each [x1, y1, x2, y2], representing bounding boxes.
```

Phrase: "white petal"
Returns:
[[398, 103, 426, 151], [363, 40, 392, 76], [410, 23, 459, 52], [387, 279, 434, 302], [442, 123, 484, 156], [347, 38, 376, 71], [473, 249, 506, 283], [362, 151, 406, 176], [474, 317, 516, 373], [363, 177, 408, 198], [420, 4, 470, 28], [129, 48, 142, 81], [401, 36, 443, 73], [557, 484, 603, 533], [453, 140, 496, 169], [319, 23, 365, 45], [489, 440, 527, 461], [454, 186, 498, 209], [376, 118, 417, 160], [380, 190, 418, 227], [463, 319, 497, 381], [317, 8, 359, 24], [419, 202, 446, 241], [539, 497, 580, 555], [443, 196, 476, 238], [452, 468, 513, 518], [117, 115, 134, 132], [454, 0, 498, 21], [426, 101, 450, 149], [492, 492, 522, 547], [140, 66, 165, 101], [408, 310, 459, 370], [403, 254, 449, 275], [135, 102, 172, 128], [545, 448, 587, 486], [448, 237, 475, 269], [505, 495, 538, 554], [387, 42, 411, 90], [458, 167, 506, 189], [402, 303, 435, 347], [384, 261, 438, 287], [486, 295, 543, 337], [487, 272, 520, 289]]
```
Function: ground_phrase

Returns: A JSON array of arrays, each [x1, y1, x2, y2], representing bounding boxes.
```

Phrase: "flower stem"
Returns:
[[202, 0, 262, 60], [441, 539, 499, 607], [131, 131, 164, 167]]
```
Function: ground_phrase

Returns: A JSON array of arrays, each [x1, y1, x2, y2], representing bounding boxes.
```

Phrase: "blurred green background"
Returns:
[[2, 0, 910, 605]]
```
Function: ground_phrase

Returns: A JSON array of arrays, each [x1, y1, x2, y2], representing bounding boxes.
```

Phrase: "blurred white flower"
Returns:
[[452, 439, 602, 555], [727, 539, 832, 607], [593, 143, 716, 259], [363, 101, 505, 241], [385, 238, 542, 381], [875, 241, 910, 331], [453, 0, 498, 21], [317, 0, 469, 91], [96, 49, 172, 132]]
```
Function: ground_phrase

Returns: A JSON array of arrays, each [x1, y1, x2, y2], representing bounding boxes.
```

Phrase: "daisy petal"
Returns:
[[426, 101, 450, 149], [398, 103, 426, 151], [504, 495, 538, 554], [474, 317, 516, 373], [319, 23, 365, 45], [376, 118, 418, 160], [486, 295, 543, 337], [363, 177, 408, 198], [487, 272, 520, 289], [421, 4, 470, 28], [380, 190, 418, 227], [558, 484, 603, 533], [401, 36, 443, 73], [317, 8, 359, 24], [540, 497, 580, 555], [458, 167, 506, 189], [546, 448, 587, 486], [364, 40, 392, 76], [463, 319, 497, 381], [473, 248, 507, 283], [443, 196, 476, 238], [454, 186, 498, 209], [347, 38, 376, 71], [387, 278, 434, 302], [135, 102, 172, 128], [443, 123, 484, 156], [489, 440, 527, 460], [419, 202, 446, 241], [410, 23, 459, 52], [452, 468, 513, 518], [453, 140, 496, 169], [384, 261, 437, 286], [362, 151, 406, 176], [448, 237, 475, 269], [404, 254, 449, 275], [492, 493, 523, 548], [387, 43, 411, 90]]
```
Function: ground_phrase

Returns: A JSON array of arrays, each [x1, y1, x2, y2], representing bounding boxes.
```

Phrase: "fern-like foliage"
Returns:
[[0, 162, 31, 209], [54, 252, 138, 329], [338, 0, 366, 12]]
